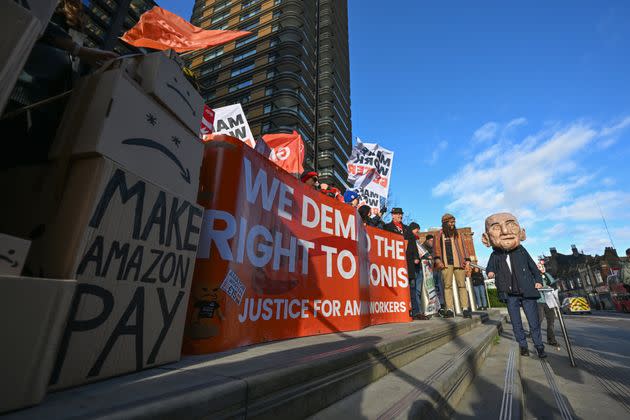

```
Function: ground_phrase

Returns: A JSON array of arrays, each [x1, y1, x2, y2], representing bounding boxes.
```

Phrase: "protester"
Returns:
[[483, 212, 546, 358], [343, 190, 360, 207], [433, 214, 471, 318], [537, 262, 559, 347], [358, 205, 371, 226], [464, 258, 473, 279], [471, 266, 488, 310], [368, 207, 386, 229], [409, 222, 428, 320], [423, 234, 445, 309], [384, 209, 422, 318], [300, 171, 319, 189], [319, 183, 344, 202]]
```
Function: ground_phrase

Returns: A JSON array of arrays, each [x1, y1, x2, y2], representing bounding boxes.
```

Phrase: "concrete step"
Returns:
[[453, 328, 523, 419], [3, 312, 503, 420], [309, 315, 504, 419], [457, 320, 575, 420]]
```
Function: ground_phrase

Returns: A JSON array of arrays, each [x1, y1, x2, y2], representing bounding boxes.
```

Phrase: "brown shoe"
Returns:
[[414, 314, 430, 320]]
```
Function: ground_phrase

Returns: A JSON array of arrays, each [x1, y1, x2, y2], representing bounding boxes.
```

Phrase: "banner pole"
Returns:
[[485, 282, 492, 309], [543, 288, 576, 367], [554, 306, 577, 367], [466, 277, 477, 311]]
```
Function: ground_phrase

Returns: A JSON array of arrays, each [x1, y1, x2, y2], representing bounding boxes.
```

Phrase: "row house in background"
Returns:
[[543, 245, 622, 309]]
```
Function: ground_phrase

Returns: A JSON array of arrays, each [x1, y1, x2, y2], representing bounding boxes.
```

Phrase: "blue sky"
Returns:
[[160, 0, 630, 264]]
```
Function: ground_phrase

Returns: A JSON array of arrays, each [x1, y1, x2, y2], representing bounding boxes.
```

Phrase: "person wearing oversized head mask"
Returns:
[[483, 212, 546, 358]]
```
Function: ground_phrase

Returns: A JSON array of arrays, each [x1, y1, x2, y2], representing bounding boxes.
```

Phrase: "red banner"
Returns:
[[183, 137, 410, 354]]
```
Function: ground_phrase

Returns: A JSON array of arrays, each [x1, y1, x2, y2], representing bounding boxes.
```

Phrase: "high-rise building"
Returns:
[[81, 0, 157, 54], [187, 0, 352, 189]]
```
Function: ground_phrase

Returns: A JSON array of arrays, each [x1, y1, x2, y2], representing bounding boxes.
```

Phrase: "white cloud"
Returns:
[[597, 138, 617, 149], [433, 116, 630, 263], [472, 122, 498, 143], [552, 191, 630, 221], [600, 116, 630, 137], [426, 140, 448, 165], [505, 117, 527, 131]]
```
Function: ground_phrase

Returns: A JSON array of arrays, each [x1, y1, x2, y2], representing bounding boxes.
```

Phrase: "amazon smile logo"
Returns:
[[0, 249, 18, 268], [121, 138, 191, 183], [166, 81, 196, 117]]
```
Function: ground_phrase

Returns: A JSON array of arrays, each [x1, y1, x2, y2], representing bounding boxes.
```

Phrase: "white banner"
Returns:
[[346, 138, 394, 209], [212, 104, 255, 148], [540, 288, 560, 309]]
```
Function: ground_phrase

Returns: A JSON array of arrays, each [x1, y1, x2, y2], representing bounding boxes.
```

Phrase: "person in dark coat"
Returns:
[[471, 266, 487, 310], [384, 208, 421, 317], [483, 212, 546, 358], [368, 206, 386, 229], [358, 205, 371, 226]]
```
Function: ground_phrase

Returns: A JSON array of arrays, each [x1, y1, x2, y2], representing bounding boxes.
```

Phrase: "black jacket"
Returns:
[[487, 245, 541, 299], [384, 222, 420, 279], [367, 215, 385, 229], [471, 270, 485, 287]]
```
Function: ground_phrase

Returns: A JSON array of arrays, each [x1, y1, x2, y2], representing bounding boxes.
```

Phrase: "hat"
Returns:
[[391, 207, 404, 214], [441, 213, 455, 222], [409, 222, 420, 230], [300, 171, 318, 183], [358, 205, 371, 219], [343, 190, 360, 203]]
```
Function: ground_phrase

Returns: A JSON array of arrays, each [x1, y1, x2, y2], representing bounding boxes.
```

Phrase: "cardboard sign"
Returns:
[[0, 232, 31, 276], [211, 104, 255, 148], [136, 52, 205, 134], [200, 104, 215, 141], [0, 275, 76, 413], [183, 137, 410, 355], [13, 0, 58, 35], [26, 157, 203, 389], [50, 67, 203, 201], [540, 288, 559, 309], [0, 0, 41, 113], [420, 259, 440, 316], [346, 139, 394, 210]]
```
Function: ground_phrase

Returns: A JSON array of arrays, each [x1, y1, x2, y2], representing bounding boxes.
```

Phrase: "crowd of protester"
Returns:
[[300, 171, 489, 321]]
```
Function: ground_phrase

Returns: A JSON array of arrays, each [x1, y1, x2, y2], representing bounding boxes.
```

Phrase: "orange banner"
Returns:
[[121, 7, 251, 53], [183, 137, 410, 354]]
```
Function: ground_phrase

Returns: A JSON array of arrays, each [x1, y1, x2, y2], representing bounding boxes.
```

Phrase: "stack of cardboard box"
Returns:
[[0, 0, 58, 112], [0, 51, 206, 411]]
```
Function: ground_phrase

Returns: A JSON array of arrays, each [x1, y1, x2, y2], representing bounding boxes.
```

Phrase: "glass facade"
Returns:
[[187, 0, 352, 187]]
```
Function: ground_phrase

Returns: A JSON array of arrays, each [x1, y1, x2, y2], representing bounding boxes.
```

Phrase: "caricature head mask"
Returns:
[[481, 212, 527, 251]]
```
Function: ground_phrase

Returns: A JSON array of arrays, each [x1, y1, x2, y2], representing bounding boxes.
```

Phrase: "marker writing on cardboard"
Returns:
[[50, 169, 202, 385]]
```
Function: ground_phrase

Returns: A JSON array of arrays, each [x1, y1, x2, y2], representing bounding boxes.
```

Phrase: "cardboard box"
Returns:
[[50, 67, 204, 201], [0, 164, 58, 242], [0, 233, 31, 276], [27, 157, 202, 389], [136, 52, 205, 134], [0, 0, 42, 113], [18, 0, 59, 34], [0, 275, 76, 413]]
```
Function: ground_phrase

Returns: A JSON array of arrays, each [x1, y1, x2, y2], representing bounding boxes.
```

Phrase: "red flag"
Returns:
[[121, 7, 251, 53], [200, 105, 215, 141], [262, 131, 305, 174]]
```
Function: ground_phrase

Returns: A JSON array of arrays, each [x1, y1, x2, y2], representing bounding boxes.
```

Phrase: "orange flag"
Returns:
[[262, 131, 305, 174], [121, 6, 251, 53]]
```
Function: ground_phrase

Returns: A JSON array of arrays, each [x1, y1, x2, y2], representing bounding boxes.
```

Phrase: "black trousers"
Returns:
[[538, 303, 557, 343]]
